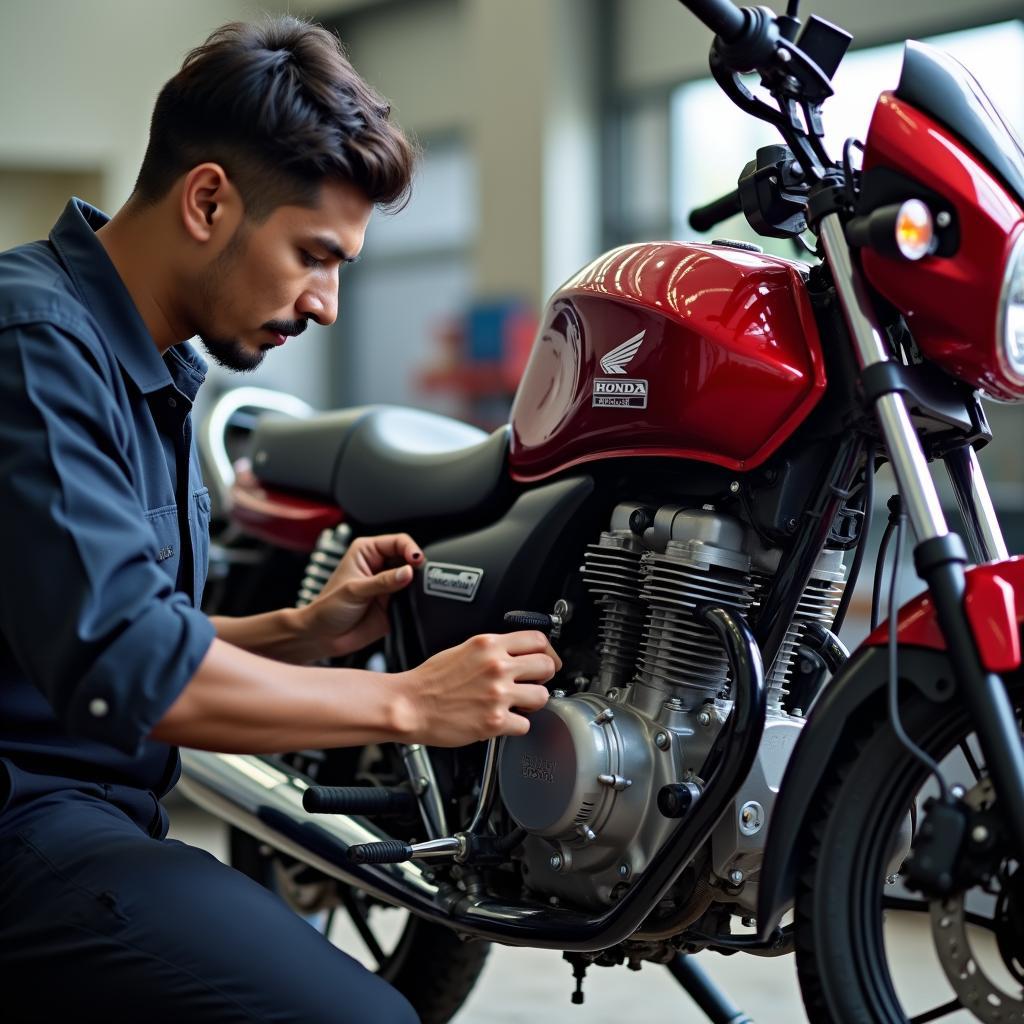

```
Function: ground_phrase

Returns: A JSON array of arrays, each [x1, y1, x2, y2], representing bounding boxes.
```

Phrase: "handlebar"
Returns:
[[678, 0, 747, 43], [689, 188, 742, 232]]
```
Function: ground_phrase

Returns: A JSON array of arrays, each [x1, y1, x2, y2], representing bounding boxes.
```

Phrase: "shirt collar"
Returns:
[[49, 198, 207, 400]]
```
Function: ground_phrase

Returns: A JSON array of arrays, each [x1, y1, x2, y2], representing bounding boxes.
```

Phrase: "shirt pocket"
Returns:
[[144, 503, 181, 589], [191, 486, 211, 607]]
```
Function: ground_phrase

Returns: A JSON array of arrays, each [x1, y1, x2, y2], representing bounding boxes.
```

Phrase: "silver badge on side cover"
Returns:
[[423, 562, 484, 602], [594, 329, 648, 409]]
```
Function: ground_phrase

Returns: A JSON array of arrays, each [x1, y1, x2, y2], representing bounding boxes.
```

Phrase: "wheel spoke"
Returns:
[[340, 888, 387, 967], [909, 998, 962, 1023]]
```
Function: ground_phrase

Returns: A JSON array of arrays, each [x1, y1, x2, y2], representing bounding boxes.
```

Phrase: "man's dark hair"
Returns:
[[134, 17, 416, 219]]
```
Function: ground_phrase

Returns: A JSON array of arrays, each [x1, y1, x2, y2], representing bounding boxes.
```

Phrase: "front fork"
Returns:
[[818, 211, 1024, 855]]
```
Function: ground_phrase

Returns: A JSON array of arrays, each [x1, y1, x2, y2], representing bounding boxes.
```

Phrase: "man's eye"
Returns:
[[300, 249, 324, 270]]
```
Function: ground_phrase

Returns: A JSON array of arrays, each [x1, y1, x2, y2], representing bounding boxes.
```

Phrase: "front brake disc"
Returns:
[[929, 778, 1024, 1022]]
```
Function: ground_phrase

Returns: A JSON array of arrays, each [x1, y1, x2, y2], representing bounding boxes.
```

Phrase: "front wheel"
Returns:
[[795, 674, 1024, 1023]]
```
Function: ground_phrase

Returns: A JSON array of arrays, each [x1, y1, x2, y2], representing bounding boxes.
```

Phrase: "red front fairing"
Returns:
[[508, 242, 827, 482], [861, 92, 1024, 401]]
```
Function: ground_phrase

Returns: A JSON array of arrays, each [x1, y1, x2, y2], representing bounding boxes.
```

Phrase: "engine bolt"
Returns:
[[593, 708, 615, 725], [551, 689, 567, 699], [936, 210, 952, 228], [729, 869, 744, 885], [971, 824, 990, 844], [951, 784, 966, 799], [698, 711, 712, 727], [550, 854, 563, 871], [576, 824, 598, 842], [729, 480, 741, 494], [619, 863, 631, 879], [739, 801, 764, 836], [655, 731, 671, 750]]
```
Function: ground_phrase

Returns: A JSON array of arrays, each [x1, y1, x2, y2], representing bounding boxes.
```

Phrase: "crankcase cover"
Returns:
[[497, 695, 651, 842]]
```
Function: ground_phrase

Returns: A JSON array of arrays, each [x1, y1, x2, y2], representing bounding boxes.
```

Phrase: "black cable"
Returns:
[[832, 443, 874, 636], [871, 517, 896, 631], [887, 513, 951, 803], [786, 0, 800, 16], [872, 495, 904, 630]]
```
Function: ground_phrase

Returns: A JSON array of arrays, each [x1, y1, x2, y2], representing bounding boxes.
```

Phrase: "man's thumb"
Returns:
[[350, 565, 413, 597]]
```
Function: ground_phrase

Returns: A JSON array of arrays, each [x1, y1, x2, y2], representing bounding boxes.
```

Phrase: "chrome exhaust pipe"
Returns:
[[177, 748, 441, 916]]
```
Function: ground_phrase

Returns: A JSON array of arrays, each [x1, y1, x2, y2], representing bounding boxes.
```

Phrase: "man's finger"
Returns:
[[360, 532, 423, 567], [502, 629, 562, 667], [345, 565, 413, 599], [497, 712, 532, 738], [510, 653, 557, 682], [509, 683, 550, 712]]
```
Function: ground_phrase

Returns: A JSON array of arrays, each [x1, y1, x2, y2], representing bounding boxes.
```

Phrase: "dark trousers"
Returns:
[[0, 792, 419, 1023]]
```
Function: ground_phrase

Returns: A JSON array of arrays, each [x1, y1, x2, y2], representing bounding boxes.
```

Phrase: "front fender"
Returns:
[[756, 645, 956, 937]]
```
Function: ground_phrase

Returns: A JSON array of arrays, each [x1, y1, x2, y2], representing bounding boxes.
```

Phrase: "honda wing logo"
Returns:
[[594, 330, 649, 409], [599, 330, 645, 374]]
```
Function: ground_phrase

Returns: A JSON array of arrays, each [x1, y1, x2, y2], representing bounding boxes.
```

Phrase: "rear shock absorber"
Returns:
[[297, 523, 352, 607]]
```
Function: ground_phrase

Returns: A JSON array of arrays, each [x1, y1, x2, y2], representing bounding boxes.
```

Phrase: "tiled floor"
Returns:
[[166, 800, 995, 1024]]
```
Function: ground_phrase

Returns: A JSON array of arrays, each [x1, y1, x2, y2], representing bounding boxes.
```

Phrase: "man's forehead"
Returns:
[[272, 182, 372, 244]]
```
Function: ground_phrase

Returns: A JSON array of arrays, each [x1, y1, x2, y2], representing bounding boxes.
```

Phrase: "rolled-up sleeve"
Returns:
[[0, 320, 215, 755]]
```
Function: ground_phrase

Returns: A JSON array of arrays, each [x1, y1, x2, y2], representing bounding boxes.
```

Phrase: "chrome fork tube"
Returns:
[[944, 446, 1009, 563], [818, 213, 949, 544]]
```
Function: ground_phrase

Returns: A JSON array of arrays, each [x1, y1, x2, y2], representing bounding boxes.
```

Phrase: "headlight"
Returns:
[[997, 230, 1024, 382]]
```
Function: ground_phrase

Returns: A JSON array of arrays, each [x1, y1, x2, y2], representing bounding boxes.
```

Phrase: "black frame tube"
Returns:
[[755, 431, 865, 672]]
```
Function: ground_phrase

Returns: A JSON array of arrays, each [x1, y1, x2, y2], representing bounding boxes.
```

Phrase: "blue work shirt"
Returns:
[[0, 198, 216, 835]]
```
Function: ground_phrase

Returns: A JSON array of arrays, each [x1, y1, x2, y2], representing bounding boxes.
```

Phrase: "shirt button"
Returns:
[[89, 697, 110, 718], [167, 396, 177, 409]]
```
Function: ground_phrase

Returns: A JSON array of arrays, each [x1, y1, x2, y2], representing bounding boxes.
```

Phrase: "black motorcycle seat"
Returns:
[[249, 404, 510, 525]]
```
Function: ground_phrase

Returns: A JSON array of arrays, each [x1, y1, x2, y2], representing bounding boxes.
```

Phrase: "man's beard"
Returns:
[[198, 334, 268, 373]]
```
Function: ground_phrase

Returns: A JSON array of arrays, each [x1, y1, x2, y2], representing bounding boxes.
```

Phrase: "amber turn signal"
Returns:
[[894, 199, 935, 261]]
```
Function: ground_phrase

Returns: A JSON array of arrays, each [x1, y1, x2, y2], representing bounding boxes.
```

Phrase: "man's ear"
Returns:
[[180, 163, 241, 244]]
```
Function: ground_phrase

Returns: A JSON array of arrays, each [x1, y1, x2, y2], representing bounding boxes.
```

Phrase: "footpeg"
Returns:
[[348, 835, 466, 865], [302, 785, 416, 817]]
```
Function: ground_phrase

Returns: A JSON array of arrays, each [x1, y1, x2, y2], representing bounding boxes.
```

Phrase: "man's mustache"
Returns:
[[262, 319, 308, 338]]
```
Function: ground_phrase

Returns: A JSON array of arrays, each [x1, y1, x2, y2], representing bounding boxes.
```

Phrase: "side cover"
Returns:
[[509, 242, 826, 482], [390, 476, 594, 667]]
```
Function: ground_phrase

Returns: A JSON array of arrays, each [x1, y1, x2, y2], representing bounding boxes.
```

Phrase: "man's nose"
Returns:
[[296, 283, 338, 327]]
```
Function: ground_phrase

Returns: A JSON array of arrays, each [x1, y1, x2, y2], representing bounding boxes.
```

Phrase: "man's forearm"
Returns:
[[210, 609, 322, 664], [149, 638, 413, 752]]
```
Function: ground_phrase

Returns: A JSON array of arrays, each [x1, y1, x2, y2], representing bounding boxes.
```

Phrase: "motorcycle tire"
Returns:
[[229, 828, 490, 1024], [794, 672, 1023, 1023]]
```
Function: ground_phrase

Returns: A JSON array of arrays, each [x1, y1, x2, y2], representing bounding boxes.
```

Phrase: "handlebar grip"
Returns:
[[678, 0, 746, 43], [688, 188, 742, 233]]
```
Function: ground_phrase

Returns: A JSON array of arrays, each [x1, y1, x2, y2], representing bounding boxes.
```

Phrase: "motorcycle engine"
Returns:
[[497, 503, 845, 911]]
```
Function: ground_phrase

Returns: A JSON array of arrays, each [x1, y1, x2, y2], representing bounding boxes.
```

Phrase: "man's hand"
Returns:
[[393, 631, 562, 747], [302, 532, 422, 659]]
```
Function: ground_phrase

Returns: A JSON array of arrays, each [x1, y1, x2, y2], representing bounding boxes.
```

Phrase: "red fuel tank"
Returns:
[[508, 242, 827, 482]]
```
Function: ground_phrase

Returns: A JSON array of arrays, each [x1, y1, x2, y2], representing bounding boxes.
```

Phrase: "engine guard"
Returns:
[[757, 555, 1024, 938]]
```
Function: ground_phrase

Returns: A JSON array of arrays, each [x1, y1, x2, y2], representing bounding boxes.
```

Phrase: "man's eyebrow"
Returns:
[[312, 236, 359, 263]]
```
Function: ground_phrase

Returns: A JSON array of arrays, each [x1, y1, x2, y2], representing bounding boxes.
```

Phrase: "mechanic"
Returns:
[[0, 16, 557, 1023]]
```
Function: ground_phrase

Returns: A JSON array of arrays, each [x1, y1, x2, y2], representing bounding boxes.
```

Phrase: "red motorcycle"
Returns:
[[181, 2, 1024, 1020]]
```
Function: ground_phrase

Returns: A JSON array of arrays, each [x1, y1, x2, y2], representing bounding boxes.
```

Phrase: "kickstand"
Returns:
[[667, 954, 754, 1024]]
